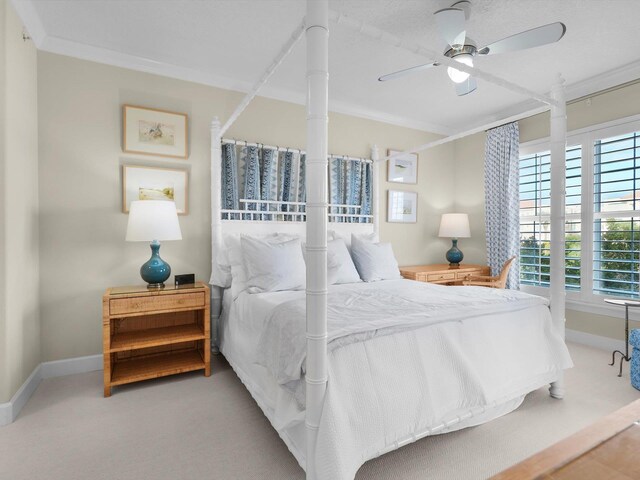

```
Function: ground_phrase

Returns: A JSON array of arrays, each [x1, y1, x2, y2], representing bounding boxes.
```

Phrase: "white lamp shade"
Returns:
[[438, 213, 470, 238], [126, 201, 182, 242]]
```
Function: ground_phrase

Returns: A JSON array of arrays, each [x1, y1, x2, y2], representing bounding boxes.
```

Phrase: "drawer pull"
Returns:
[[427, 273, 455, 282]]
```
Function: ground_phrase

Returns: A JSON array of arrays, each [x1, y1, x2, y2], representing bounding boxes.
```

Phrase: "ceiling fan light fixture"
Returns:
[[447, 53, 473, 83]]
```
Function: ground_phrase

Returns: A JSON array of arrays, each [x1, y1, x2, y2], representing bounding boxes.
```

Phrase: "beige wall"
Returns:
[[453, 83, 640, 341], [0, 0, 7, 404], [520, 82, 640, 143], [0, 0, 40, 403], [38, 52, 454, 362], [453, 132, 486, 265]]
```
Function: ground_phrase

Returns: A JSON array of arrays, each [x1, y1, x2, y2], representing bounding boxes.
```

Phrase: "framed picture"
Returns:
[[387, 190, 417, 223], [122, 165, 189, 215], [123, 105, 188, 159], [387, 149, 418, 184]]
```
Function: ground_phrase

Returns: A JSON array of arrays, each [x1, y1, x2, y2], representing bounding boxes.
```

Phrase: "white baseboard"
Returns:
[[0, 365, 42, 427], [40, 354, 102, 379], [566, 328, 626, 352], [0, 354, 102, 426], [0, 328, 629, 426]]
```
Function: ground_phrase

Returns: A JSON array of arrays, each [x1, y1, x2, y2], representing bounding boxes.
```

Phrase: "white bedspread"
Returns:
[[257, 280, 551, 386], [219, 279, 573, 480]]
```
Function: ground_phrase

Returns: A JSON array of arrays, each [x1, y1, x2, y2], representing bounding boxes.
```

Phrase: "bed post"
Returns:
[[210, 116, 222, 353], [305, 0, 329, 478], [371, 145, 380, 237], [549, 75, 567, 399]]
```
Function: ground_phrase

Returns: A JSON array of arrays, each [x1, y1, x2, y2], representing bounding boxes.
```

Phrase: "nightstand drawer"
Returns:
[[110, 292, 205, 316], [456, 270, 480, 279], [427, 272, 456, 282]]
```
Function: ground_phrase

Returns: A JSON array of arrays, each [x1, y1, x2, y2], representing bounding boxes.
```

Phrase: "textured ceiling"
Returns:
[[20, 0, 640, 134]]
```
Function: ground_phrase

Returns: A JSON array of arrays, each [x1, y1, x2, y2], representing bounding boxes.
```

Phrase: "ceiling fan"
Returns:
[[378, 1, 566, 96]]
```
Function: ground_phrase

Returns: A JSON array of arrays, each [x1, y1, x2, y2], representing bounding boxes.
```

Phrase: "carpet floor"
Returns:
[[0, 342, 638, 480]]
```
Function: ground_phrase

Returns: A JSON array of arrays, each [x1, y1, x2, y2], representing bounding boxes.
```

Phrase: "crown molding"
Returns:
[[11, 0, 453, 135], [17, 0, 640, 138], [469, 59, 640, 131], [32, 34, 453, 136], [9, 0, 46, 46], [563, 58, 640, 103]]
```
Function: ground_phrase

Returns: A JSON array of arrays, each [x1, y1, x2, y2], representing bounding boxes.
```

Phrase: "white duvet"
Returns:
[[219, 279, 573, 480], [258, 281, 552, 387]]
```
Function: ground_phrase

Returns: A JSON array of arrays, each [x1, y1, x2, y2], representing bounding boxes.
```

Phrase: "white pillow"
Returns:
[[226, 233, 291, 298], [350, 234, 402, 282], [226, 235, 249, 298], [211, 242, 232, 288], [241, 236, 306, 293], [353, 232, 378, 243], [330, 230, 378, 253], [327, 238, 361, 285], [215, 231, 338, 289]]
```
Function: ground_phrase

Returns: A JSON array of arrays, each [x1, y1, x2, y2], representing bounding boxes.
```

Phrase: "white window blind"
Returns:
[[519, 146, 582, 290], [593, 131, 640, 297]]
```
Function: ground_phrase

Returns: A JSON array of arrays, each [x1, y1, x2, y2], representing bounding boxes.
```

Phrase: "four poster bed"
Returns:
[[208, 2, 572, 479]]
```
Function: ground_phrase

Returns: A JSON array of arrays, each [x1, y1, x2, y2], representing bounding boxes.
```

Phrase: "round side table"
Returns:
[[604, 298, 640, 377]]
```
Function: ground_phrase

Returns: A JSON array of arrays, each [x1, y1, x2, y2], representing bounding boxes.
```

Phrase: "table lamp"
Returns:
[[438, 213, 470, 268], [126, 200, 182, 288]]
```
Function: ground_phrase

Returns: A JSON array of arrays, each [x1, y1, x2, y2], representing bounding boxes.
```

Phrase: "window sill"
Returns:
[[520, 285, 640, 321]]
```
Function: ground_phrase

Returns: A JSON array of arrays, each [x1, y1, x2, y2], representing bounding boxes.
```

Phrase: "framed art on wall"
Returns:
[[123, 105, 188, 159], [387, 149, 418, 184], [122, 165, 189, 215], [387, 190, 417, 223]]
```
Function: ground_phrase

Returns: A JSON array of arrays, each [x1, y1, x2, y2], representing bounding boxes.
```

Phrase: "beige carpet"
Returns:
[[0, 342, 638, 480]]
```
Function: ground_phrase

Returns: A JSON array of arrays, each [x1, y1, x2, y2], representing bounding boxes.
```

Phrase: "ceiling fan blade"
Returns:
[[434, 7, 466, 49], [455, 76, 477, 96], [378, 62, 438, 82], [478, 22, 566, 56]]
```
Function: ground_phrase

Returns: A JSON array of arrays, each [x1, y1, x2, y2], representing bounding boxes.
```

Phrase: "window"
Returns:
[[519, 115, 640, 304], [518, 146, 581, 290], [593, 132, 640, 297], [519, 150, 550, 287]]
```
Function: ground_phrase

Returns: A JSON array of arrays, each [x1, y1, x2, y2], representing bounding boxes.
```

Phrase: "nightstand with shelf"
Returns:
[[102, 282, 210, 397]]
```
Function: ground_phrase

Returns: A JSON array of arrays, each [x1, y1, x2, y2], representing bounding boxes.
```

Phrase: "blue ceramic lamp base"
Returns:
[[140, 240, 171, 288], [446, 238, 464, 268]]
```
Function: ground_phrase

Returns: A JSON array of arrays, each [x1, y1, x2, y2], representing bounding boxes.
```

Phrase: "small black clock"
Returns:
[[174, 273, 195, 286]]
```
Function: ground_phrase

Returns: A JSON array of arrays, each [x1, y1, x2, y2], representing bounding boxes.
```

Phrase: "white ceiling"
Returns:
[[14, 0, 640, 135]]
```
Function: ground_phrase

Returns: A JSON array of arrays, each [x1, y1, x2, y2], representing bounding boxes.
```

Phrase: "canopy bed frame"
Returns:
[[209, 1, 568, 478]]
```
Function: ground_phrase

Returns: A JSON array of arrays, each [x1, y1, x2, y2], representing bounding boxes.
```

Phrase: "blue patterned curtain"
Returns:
[[360, 162, 373, 223], [329, 157, 346, 222], [221, 143, 371, 223], [485, 122, 520, 289], [346, 159, 362, 219], [329, 157, 372, 223], [242, 146, 261, 218], [221, 143, 239, 220], [278, 151, 295, 219], [260, 148, 278, 217], [297, 154, 306, 214]]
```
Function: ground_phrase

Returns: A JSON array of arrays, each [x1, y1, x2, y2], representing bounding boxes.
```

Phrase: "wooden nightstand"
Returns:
[[400, 264, 491, 285], [102, 282, 210, 397]]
